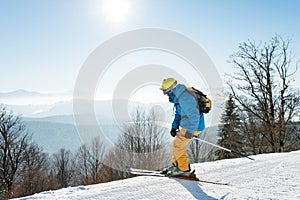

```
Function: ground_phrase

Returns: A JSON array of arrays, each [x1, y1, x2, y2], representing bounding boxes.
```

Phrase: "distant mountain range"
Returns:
[[2, 88, 297, 155], [23, 115, 124, 155], [0, 89, 225, 118], [0, 89, 73, 98], [1, 89, 224, 154], [24, 117, 81, 154], [23, 114, 219, 155], [0, 89, 72, 106]]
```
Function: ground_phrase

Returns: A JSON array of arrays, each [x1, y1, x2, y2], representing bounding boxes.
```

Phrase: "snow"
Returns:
[[13, 151, 300, 200]]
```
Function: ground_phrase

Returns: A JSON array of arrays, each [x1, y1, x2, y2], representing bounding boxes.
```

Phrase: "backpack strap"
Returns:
[[177, 88, 200, 113]]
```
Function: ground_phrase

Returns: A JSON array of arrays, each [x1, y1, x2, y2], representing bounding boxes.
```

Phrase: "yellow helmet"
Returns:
[[161, 78, 177, 93]]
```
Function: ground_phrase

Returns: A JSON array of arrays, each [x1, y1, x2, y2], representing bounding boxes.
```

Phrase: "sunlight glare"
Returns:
[[101, 0, 131, 23]]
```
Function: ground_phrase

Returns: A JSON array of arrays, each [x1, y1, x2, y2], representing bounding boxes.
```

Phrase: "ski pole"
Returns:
[[193, 137, 255, 161]]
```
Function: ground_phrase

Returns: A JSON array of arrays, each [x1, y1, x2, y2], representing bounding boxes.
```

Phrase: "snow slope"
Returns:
[[13, 151, 300, 200]]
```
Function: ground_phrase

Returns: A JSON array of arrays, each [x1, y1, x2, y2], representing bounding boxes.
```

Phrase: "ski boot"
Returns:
[[160, 165, 174, 175], [167, 167, 186, 177]]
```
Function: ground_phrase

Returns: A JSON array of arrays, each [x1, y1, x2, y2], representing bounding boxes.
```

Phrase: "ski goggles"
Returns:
[[163, 88, 173, 95]]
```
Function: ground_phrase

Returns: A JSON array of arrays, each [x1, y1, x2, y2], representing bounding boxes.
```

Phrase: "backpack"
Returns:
[[187, 87, 211, 114]]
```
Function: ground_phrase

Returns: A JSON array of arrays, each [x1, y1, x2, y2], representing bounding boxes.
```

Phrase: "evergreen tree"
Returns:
[[215, 95, 244, 159]]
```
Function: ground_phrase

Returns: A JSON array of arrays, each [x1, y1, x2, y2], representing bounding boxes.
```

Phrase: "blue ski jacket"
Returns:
[[169, 84, 205, 134]]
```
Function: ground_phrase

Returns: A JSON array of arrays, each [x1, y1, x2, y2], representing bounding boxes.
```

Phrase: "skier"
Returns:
[[161, 78, 205, 176]]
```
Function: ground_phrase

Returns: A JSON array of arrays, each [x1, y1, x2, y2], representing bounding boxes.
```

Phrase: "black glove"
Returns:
[[170, 128, 178, 137]]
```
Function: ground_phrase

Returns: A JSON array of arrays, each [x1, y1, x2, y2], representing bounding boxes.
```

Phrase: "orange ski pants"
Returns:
[[172, 128, 201, 171]]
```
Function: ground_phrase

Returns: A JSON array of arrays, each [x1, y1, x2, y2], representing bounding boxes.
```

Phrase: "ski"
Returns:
[[126, 166, 229, 185]]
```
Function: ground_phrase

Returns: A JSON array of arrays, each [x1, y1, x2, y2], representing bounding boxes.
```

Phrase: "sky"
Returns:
[[0, 0, 300, 102]]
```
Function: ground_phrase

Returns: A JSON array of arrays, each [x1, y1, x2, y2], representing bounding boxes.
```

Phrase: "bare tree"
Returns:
[[239, 111, 262, 154], [75, 137, 106, 185], [11, 143, 50, 198], [89, 137, 106, 183], [228, 35, 300, 153], [103, 107, 170, 181], [101, 148, 128, 181], [75, 144, 90, 184], [188, 129, 220, 162], [52, 148, 76, 188], [118, 108, 170, 169], [286, 121, 300, 151], [0, 108, 29, 199]]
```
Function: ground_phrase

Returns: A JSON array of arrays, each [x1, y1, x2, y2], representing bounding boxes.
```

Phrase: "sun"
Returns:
[[101, 0, 131, 23]]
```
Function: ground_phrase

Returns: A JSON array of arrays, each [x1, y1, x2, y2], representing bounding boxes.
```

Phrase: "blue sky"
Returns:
[[0, 0, 299, 99]]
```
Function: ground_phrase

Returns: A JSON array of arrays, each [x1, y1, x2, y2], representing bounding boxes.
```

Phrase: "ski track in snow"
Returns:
[[13, 151, 300, 200]]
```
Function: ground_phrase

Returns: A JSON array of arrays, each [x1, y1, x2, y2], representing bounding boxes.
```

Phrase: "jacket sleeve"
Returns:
[[178, 91, 199, 134], [171, 103, 181, 129]]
